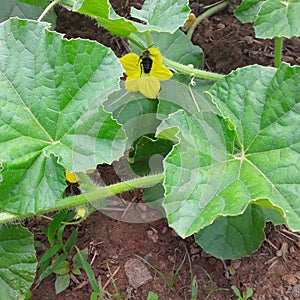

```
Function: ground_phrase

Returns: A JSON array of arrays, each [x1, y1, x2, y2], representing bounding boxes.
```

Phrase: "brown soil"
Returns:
[[30, 1, 300, 299]]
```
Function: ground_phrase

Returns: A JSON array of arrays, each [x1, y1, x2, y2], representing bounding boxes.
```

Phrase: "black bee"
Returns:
[[139, 49, 153, 74]]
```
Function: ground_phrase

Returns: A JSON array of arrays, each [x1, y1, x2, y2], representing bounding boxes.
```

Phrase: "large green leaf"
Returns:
[[0, 18, 126, 215], [195, 204, 285, 259], [158, 64, 300, 258], [74, 0, 189, 37], [0, 0, 56, 24], [104, 85, 159, 147], [130, 30, 203, 69], [158, 80, 217, 119], [235, 0, 300, 38], [0, 224, 37, 300]]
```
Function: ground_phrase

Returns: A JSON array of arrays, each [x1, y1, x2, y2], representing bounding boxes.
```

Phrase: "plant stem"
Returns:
[[163, 56, 224, 81], [145, 31, 154, 48], [127, 33, 148, 50], [274, 37, 283, 68], [187, 1, 229, 40], [37, 0, 60, 22], [0, 173, 164, 224]]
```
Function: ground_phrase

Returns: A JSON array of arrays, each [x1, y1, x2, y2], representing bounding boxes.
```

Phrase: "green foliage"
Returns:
[[235, 0, 300, 38], [160, 64, 300, 258], [147, 291, 159, 300], [0, 224, 37, 300], [0, 0, 56, 23], [36, 210, 87, 295], [0, 0, 300, 297], [231, 285, 253, 300], [74, 0, 189, 37], [0, 18, 126, 216]]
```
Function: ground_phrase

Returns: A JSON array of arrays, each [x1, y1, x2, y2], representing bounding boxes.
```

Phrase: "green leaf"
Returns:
[[64, 228, 78, 254], [235, 0, 300, 38], [55, 274, 70, 294], [47, 210, 68, 245], [0, 224, 37, 300], [73, 247, 88, 269], [0, 0, 56, 24], [130, 136, 173, 175], [234, 0, 265, 23], [37, 252, 68, 284], [0, 18, 126, 215], [18, 0, 49, 7], [74, 0, 189, 37], [158, 80, 218, 119], [53, 261, 70, 275], [159, 64, 300, 258], [195, 205, 266, 259], [75, 246, 100, 294], [147, 291, 159, 300], [130, 0, 190, 33], [104, 86, 159, 147], [39, 244, 61, 264], [130, 29, 204, 69]]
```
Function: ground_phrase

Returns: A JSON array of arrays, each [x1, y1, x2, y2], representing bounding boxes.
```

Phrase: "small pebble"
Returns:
[[125, 258, 153, 289], [217, 23, 225, 30], [282, 274, 298, 285]]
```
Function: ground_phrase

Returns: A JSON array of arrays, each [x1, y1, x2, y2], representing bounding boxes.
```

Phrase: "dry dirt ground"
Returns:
[[30, 1, 300, 299]]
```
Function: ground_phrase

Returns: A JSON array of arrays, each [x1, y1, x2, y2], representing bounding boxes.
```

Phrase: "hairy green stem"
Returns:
[[274, 37, 283, 68], [37, 0, 60, 22], [0, 173, 164, 224], [127, 33, 148, 50], [187, 1, 229, 40], [163, 57, 224, 81], [145, 31, 154, 48]]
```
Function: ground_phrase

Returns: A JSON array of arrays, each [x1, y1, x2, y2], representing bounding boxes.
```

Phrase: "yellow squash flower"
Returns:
[[182, 13, 196, 32], [65, 170, 77, 183], [119, 48, 173, 99]]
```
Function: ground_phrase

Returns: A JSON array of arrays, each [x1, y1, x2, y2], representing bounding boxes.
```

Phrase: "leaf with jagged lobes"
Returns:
[[158, 63, 300, 259], [235, 0, 300, 38], [0, 224, 37, 300], [73, 0, 190, 37], [0, 18, 126, 215]]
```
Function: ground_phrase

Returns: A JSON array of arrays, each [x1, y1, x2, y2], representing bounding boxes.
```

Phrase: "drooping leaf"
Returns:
[[235, 0, 300, 38], [158, 64, 300, 258], [195, 205, 266, 259], [0, 18, 126, 215], [0, 224, 37, 300], [74, 0, 189, 37], [195, 204, 285, 259]]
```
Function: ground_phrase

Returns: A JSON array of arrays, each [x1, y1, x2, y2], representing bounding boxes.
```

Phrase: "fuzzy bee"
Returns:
[[139, 49, 153, 74], [119, 47, 173, 99]]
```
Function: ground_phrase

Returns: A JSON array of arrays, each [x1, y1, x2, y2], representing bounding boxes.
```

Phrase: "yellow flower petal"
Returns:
[[119, 48, 172, 99], [138, 77, 160, 99], [150, 63, 173, 80], [74, 207, 87, 220], [125, 78, 139, 92], [147, 48, 163, 65], [119, 53, 140, 78], [65, 170, 77, 183], [182, 13, 196, 32]]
